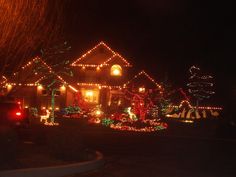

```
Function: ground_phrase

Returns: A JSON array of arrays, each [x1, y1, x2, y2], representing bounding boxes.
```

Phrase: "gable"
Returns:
[[71, 41, 115, 66], [7, 57, 65, 86], [8, 57, 49, 85], [103, 54, 132, 67], [124, 70, 162, 89], [71, 41, 132, 67]]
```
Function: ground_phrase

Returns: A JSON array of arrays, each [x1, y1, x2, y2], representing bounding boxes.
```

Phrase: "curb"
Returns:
[[0, 151, 104, 177]]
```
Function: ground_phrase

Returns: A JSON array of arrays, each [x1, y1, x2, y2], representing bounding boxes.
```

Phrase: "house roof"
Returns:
[[5, 42, 161, 93], [68, 70, 127, 88], [7, 57, 65, 86], [124, 70, 162, 89], [103, 54, 131, 66], [7, 57, 78, 93], [71, 41, 132, 67]]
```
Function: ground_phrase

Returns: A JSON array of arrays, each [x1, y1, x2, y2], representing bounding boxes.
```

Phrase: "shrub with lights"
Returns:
[[86, 105, 167, 132], [84, 88, 168, 132], [61, 105, 81, 118]]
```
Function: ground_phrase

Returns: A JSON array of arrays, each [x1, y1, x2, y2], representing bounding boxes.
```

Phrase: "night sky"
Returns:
[[63, 1, 235, 104]]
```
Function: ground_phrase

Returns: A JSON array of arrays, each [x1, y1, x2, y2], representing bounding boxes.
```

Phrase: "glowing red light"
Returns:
[[16, 112, 22, 116]]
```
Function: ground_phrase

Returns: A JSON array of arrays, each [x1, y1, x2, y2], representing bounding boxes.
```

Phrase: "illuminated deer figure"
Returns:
[[40, 109, 50, 123], [127, 107, 137, 121]]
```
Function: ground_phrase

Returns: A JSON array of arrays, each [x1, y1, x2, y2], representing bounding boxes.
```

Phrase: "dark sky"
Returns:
[[63, 0, 234, 103]]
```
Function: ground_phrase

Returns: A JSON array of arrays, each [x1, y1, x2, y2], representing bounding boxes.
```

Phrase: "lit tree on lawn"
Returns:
[[157, 74, 173, 117], [37, 42, 72, 124], [103, 88, 168, 132], [124, 88, 160, 120], [187, 65, 215, 109]]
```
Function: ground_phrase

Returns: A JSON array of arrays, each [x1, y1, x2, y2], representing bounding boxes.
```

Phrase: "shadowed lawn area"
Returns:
[[1, 117, 236, 177], [66, 129, 236, 177], [62, 118, 236, 177], [0, 118, 93, 170]]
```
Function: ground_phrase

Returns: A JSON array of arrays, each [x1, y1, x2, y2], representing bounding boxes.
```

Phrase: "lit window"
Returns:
[[85, 90, 94, 97], [139, 87, 145, 93], [81, 89, 99, 103], [110, 65, 122, 76], [37, 85, 43, 91], [60, 85, 66, 92], [7, 84, 12, 92]]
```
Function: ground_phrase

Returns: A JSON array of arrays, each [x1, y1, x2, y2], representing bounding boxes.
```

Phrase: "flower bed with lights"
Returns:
[[86, 105, 168, 133], [109, 120, 167, 132]]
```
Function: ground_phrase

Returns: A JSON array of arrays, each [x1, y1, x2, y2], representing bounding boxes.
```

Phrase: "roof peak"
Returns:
[[124, 70, 162, 88], [71, 41, 131, 67]]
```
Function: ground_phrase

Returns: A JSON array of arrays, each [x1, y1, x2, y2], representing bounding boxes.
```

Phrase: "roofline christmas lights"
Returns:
[[124, 70, 162, 89], [71, 41, 132, 67]]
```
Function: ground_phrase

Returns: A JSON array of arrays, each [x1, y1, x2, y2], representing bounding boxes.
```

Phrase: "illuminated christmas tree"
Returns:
[[187, 65, 215, 108], [36, 42, 72, 124]]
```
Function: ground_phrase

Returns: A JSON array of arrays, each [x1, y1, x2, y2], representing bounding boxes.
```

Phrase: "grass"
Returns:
[[1, 116, 235, 171], [0, 118, 95, 170]]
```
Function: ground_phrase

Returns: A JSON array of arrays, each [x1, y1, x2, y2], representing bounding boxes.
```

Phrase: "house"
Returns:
[[68, 41, 162, 109], [2, 41, 222, 119], [4, 57, 76, 111], [3, 41, 162, 112]]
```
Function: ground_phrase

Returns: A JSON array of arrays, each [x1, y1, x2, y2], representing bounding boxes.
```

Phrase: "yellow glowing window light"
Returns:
[[60, 85, 66, 92], [139, 87, 145, 93], [7, 84, 12, 91], [95, 110, 101, 116], [37, 85, 43, 90], [82, 89, 99, 103], [85, 90, 94, 97], [110, 64, 122, 76]]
